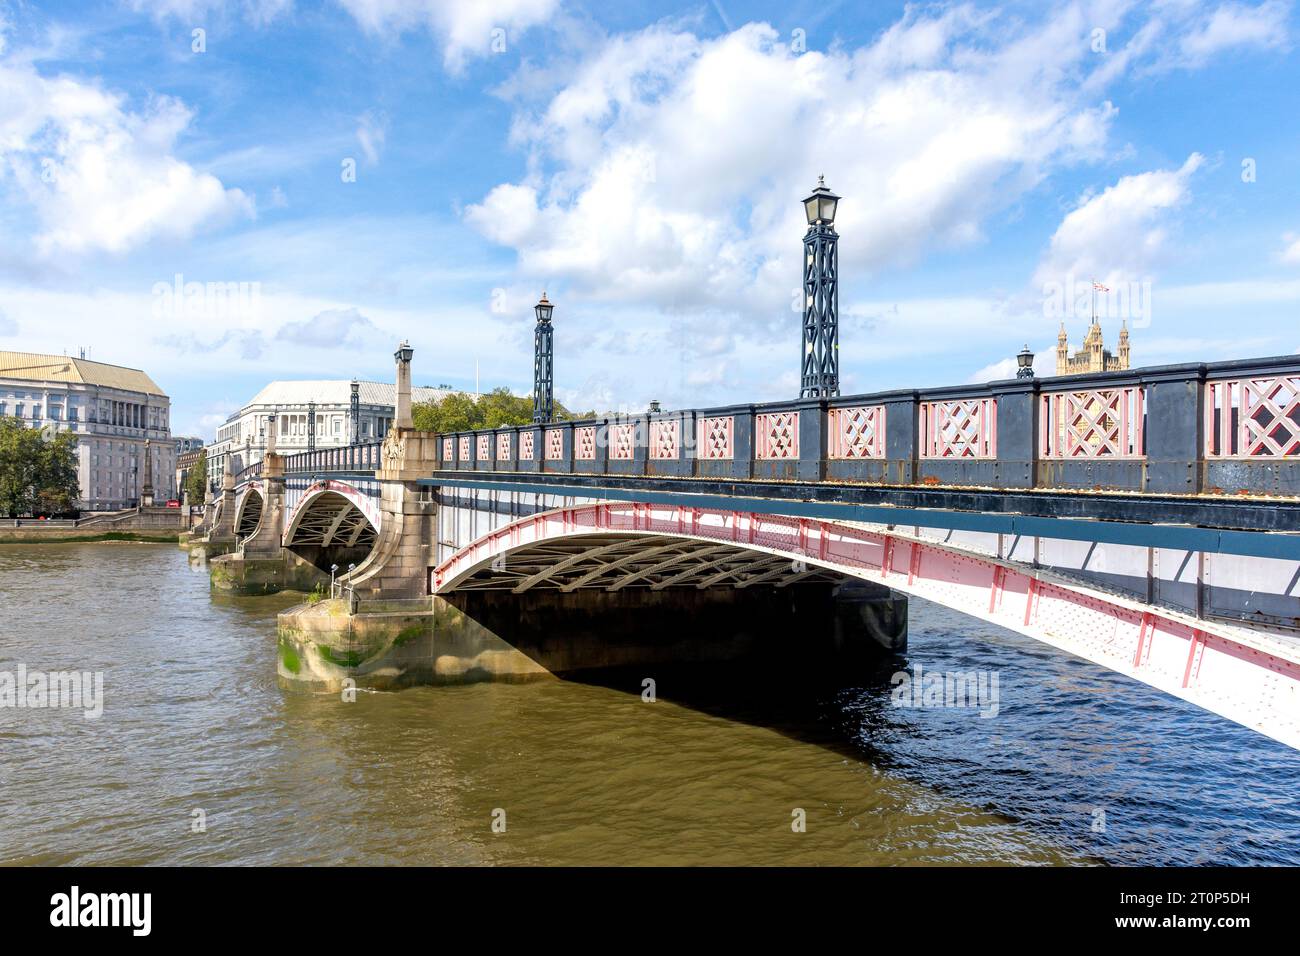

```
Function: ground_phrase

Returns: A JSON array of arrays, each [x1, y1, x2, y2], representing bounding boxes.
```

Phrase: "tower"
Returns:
[[799, 176, 841, 398]]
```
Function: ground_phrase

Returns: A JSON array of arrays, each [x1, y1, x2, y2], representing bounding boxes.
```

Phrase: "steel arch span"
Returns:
[[433, 500, 1300, 750], [235, 485, 264, 539], [284, 481, 380, 548]]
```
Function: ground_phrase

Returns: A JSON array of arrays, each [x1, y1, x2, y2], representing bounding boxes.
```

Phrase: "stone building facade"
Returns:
[[0, 350, 176, 510]]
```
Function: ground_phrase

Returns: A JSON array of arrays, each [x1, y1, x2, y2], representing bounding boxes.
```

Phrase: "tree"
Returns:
[[0, 417, 80, 516], [185, 449, 208, 503], [411, 387, 594, 432]]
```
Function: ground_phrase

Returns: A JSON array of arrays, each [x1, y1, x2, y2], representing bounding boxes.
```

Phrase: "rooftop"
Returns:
[[241, 379, 476, 411], [0, 350, 166, 396]]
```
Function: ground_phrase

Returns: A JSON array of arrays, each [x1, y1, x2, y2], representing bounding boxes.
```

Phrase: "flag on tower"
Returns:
[[1093, 280, 1110, 292]]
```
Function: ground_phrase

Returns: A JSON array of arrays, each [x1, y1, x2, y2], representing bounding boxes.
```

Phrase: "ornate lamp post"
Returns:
[[349, 380, 360, 446], [306, 400, 317, 453], [533, 292, 554, 424], [800, 176, 841, 398], [1016, 344, 1035, 379]]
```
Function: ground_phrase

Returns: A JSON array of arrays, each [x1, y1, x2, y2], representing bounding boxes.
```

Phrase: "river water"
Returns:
[[2, 542, 1297, 866]]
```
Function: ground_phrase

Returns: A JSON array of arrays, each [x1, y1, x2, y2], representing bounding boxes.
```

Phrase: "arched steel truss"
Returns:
[[236, 489, 263, 539], [447, 532, 845, 593], [433, 500, 1300, 751], [285, 490, 377, 549]]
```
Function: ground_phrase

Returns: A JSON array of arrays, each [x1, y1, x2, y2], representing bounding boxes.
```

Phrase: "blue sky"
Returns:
[[1, 0, 1298, 438]]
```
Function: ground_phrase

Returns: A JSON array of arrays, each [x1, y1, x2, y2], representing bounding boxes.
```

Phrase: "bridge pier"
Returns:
[[276, 580, 907, 693], [211, 452, 327, 595]]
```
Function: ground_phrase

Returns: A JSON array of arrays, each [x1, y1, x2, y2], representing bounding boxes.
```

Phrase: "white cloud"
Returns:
[[1033, 154, 1204, 290], [128, 0, 293, 27], [1178, 0, 1291, 65], [0, 55, 254, 256], [355, 110, 387, 165], [466, 9, 1128, 325], [1281, 231, 1300, 264], [336, 0, 561, 72]]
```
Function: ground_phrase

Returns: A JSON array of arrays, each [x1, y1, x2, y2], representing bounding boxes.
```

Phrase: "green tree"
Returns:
[[0, 417, 80, 516], [185, 448, 208, 503], [411, 387, 594, 432]]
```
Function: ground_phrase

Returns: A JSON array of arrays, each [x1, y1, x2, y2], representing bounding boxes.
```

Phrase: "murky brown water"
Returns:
[[2, 543, 1297, 865]]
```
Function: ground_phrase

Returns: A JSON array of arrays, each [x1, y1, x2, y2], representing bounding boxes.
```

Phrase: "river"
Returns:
[[2, 542, 1297, 865]]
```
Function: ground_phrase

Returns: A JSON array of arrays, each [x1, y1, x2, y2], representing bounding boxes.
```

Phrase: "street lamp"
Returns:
[[799, 176, 841, 399], [803, 175, 840, 227], [1017, 344, 1035, 379], [533, 292, 555, 424]]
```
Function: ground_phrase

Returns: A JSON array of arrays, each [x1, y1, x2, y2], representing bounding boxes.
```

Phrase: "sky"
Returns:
[[0, 0, 1298, 439]]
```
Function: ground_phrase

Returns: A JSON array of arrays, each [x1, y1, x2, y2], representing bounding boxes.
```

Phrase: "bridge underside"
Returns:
[[449, 532, 845, 593], [286, 490, 378, 572], [236, 489, 263, 539], [432, 500, 1300, 750]]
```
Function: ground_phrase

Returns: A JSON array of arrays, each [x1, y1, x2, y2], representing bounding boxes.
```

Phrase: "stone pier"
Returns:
[[276, 580, 907, 693]]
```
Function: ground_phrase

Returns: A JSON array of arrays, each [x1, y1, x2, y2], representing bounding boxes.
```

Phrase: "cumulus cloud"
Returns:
[[275, 306, 383, 348], [465, 8, 1129, 325], [0, 55, 254, 256], [1033, 153, 1204, 289], [336, 0, 561, 72]]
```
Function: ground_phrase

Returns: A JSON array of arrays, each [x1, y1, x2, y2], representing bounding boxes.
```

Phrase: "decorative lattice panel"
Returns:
[[496, 433, 511, 461], [477, 435, 490, 461], [442, 438, 453, 462], [610, 423, 635, 460], [755, 411, 799, 459], [575, 426, 596, 461], [697, 416, 734, 460], [458, 436, 470, 461], [1206, 376, 1300, 458], [829, 405, 886, 459], [520, 431, 535, 461], [1041, 387, 1144, 458], [650, 420, 678, 460], [920, 398, 996, 459], [545, 428, 563, 461]]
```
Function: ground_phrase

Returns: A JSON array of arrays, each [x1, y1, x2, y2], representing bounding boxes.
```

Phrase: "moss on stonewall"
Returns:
[[279, 640, 301, 674], [392, 623, 427, 648], [316, 644, 365, 668]]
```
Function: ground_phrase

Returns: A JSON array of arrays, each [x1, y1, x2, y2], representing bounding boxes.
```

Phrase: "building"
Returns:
[[1056, 319, 1131, 376], [174, 435, 205, 455], [176, 447, 204, 504], [205, 379, 468, 486], [0, 350, 176, 510]]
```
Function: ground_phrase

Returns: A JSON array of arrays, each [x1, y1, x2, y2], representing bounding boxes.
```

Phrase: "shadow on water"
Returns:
[[546, 598, 1300, 867]]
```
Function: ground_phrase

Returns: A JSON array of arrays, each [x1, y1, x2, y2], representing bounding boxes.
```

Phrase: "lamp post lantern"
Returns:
[[799, 175, 841, 398], [1016, 344, 1035, 379], [533, 292, 554, 424]]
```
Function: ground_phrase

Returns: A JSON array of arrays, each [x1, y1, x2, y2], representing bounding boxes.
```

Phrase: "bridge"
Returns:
[[183, 345, 1300, 751]]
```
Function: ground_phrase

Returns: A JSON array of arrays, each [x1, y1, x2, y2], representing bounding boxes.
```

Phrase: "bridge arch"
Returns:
[[285, 483, 380, 551], [433, 500, 1300, 750], [235, 486, 263, 539]]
